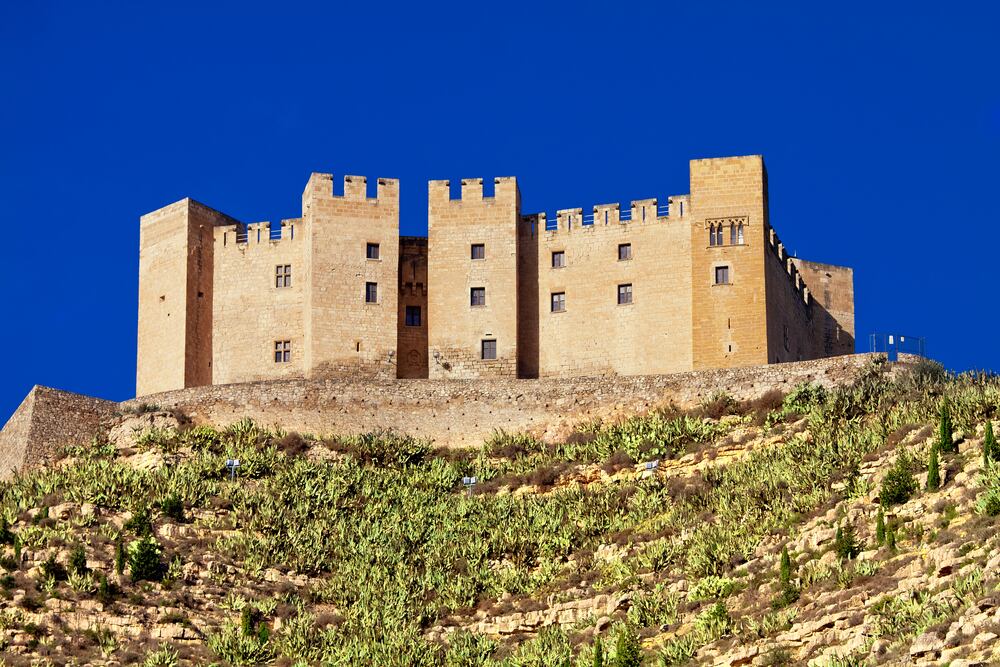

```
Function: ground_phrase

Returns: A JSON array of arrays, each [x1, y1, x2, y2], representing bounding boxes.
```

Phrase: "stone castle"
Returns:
[[136, 154, 854, 396]]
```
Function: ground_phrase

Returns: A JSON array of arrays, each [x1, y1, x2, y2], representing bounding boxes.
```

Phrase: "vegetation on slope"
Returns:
[[0, 358, 998, 665]]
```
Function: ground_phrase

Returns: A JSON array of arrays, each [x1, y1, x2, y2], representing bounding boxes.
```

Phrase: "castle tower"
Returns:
[[301, 173, 400, 376], [427, 177, 520, 378], [137, 199, 234, 396]]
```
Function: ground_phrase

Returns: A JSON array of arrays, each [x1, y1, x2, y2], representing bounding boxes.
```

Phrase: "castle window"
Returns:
[[481, 339, 497, 360], [730, 223, 737, 245], [551, 251, 565, 268], [366, 243, 380, 260], [405, 305, 421, 327], [618, 243, 632, 261], [715, 266, 730, 285], [471, 243, 485, 260], [737, 223, 744, 245], [274, 340, 291, 363], [618, 283, 633, 305], [470, 287, 486, 307], [715, 225, 724, 246], [709, 224, 716, 246], [551, 292, 566, 313], [275, 264, 291, 288], [365, 282, 378, 303]]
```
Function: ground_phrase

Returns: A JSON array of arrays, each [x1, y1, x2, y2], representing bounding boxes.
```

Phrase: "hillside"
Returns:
[[0, 357, 998, 666]]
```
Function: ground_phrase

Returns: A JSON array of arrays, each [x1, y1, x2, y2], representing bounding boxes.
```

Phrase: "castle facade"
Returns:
[[136, 155, 854, 396]]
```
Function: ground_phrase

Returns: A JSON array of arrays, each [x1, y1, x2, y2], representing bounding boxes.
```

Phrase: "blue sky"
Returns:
[[1, 1, 997, 424]]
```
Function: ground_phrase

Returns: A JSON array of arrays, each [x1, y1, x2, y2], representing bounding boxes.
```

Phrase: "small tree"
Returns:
[[985, 421, 997, 466], [69, 544, 87, 576], [926, 445, 941, 491], [875, 508, 886, 546], [939, 399, 955, 453], [779, 546, 793, 585], [128, 537, 162, 582], [114, 540, 126, 575], [833, 523, 860, 560], [881, 452, 918, 507], [611, 623, 641, 667], [592, 636, 604, 667]]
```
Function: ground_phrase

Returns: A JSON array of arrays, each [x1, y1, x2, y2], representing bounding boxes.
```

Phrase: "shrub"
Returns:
[[985, 421, 997, 466], [125, 505, 153, 537], [770, 582, 800, 609], [159, 494, 185, 522], [610, 622, 641, 667], [939, 399, 955, 453], [0, 518, 15, 546], [69, 544, 87, 575], [779, 546, 792, 584], [926, 445, 940, 491], [880, 452, 918, 507], [833, 523, 861, 561], [208, 620, 276, 666], [141, 644, 179, 667], [275, 432, 309, 457], [128, 537, 163, 582], [114, 540, 126, 575], [40, 553, 67, 581], [977, 464, 1000, 517], [591, 637, 604, 667], [875, 508, 886, 546], [687, 575, 736, 601]]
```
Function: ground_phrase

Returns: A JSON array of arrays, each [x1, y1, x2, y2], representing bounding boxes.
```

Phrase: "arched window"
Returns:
[[737, 223, 744, 245], [709, 224, 716, 246], [730, 222, 736, 245], [715, 225, 724, 246]]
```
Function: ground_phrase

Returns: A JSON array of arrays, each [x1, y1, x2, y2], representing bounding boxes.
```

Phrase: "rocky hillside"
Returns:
[[0, 357, 998, 666]]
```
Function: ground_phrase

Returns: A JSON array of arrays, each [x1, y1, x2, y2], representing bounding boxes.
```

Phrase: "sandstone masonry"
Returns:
[[136, 154, 854, 395]]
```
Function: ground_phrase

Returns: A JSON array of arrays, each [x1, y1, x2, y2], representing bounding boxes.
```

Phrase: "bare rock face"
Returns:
[[107, 411, 180, 450]]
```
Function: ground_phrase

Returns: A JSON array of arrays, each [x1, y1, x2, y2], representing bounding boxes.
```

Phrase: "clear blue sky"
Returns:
[[1, 1, 997, 423]]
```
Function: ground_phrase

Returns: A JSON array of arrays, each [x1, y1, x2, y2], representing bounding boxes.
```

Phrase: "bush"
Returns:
[[125, 505, 153, 537], [610, 622, 641, 667], [833, 523, 861, 561], [159, 494, 185, 522], [0, 518, 15, 546], [114, 540, 126, 575], [69, 544, 87, 575], [926, 445, 941, 491], [985, 421, 997, 466], [875, 508, 886, 546], [939, 399, 955, 453], [40, 553, 67, 581], [687, 575, 736, 601], [880, 452, 918, 507], [779, 546, 793, 584], [128, 537, 163, 582]]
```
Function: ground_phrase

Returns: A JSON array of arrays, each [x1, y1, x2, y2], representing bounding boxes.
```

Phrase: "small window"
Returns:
[[551, 250, 565, 268], [481, 339, 497, 360], [405, 305, 421, 326], [471, 244, 485, 260], [730, 223, 737, 245], [275, 264, 291, 288], [470, 287, 486, 307], [617, 283, 633, 305], [714, 266, 730, 285], [618, 243, 632, 261], [366, 243, 380, 260], [709, 224, 716, 247], [715, 225, 724, 246], [365, 282, 378, 303], [737, 223, 744, 245], [273, 340, 291, 363], [551, 292, 566, 312]]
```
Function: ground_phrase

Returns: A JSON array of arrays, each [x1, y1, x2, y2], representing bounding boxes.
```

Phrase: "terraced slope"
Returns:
[[0, 358, 998, 666]]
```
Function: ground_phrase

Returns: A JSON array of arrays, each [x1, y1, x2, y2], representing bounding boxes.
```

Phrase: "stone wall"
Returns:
[[0, 387, 117, 479], [793, 258, 855, 357], [123, 353, 881, 449], [397, 237, 429, 378]]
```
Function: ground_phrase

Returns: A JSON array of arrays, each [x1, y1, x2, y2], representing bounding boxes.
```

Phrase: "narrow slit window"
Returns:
[[730, 223, 737, 245], [470, 287, 486, 307], [709, 224, 716, 246], [551, 292, 566, 312], [737, 223, 744, 245], [715, 225, 724, 246]]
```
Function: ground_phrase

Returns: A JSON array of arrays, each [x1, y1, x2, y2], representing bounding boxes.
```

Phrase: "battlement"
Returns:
[[527, 195, 677, 233], [428, 177, 519, 204], [303, 172, 399, 205], [767, 225, 811, 308], [216, 218, 300, 248]]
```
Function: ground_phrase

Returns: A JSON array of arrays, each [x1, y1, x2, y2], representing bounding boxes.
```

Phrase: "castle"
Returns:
[[136, 155, 854, 396]]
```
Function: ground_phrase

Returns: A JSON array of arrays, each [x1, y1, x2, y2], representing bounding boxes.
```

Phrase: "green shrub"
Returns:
[[128, 537, 162, 582], [833, 523, 861, 561], [208, 619, 276, 666], [69, 544, 87, 575], [779, 546, 792, 584], [114, 540, 126, 575], [880, 452, 917, 507], [141, 644, 179, 667], [771, 582, 799, 609], [591, 637, 605, 667], [985, 421, 997, 466], [125, 505, 153, 537], [442, 631, 497, 666], [939, 399, 955, 453], [610, 622, 641, 667], [977, 464, 1000, 516], [159, 493, 185, 522], [926, 445, 940, 491], [687, 575, 736, 601], [0, 518, 15, 546], [875, 508, 886, 546], [39, 553, 67, 582]]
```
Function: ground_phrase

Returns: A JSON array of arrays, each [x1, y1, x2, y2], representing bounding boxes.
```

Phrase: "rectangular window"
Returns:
[[481, 339, 497, 360], [275, 264, 291, 288], [551, 292, 566, 312], [470, 287, 486, 307], [618, 243, 632, 261], [618, 283, 633, 305], [405, 305, 421, 326], [366, 243, 380, 260], [471, 243, 485, 260], [273, 340, 291, 363], [365, 282, 378, 303], [714, 266, 730, 285], [551, 250, 565, 268]]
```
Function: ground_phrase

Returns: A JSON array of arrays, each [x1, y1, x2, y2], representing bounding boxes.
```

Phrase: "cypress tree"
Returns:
[[612, 624, 641, 667], [875, 508, 886, 546], [985, 421, 997, 466], [939, 399, 955, 453], [779, 546, 792, 584], [592, 637, 604, 667], [927, 444, 941, 491]]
